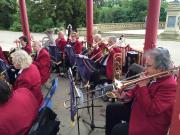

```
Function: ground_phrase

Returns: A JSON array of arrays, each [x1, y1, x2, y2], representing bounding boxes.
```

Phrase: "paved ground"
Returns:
[[0, 30, 180, 135]]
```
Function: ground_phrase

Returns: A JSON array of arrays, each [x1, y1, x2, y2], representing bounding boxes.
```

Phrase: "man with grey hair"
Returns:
[[11, 50, 43, 106], [32, 41, 51, 85], [106, 47, 177, 135], [104, 36, 121, 81]]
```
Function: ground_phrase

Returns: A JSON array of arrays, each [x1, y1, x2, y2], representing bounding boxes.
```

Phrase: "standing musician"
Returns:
[[68, 32, 83, 54], [32, 41, 51, 85], [0, 80, 39, 135], [104, 36, 121, 81], [89, 34, 107, 62], [11, 50, 43, 106], [106, 47, 177, 135]]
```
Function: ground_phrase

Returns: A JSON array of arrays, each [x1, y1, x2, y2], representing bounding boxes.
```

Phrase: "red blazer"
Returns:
[[55, 38, 67, 53], [0, 88, 38, 135], [126, 75, 177, 135], [22, 44, 32, 54], [69, 40, 83, 54], [33, 48, 51, 85], [89, 43, 107, 62], [106, 47, 121, 80], [13, 64, 43, 106]]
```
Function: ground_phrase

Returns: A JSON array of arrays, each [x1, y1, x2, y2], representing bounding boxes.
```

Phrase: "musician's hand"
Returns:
[[115, 91, 132, 103], [14, 39, 20, 44], [137, 73, 149, 87]]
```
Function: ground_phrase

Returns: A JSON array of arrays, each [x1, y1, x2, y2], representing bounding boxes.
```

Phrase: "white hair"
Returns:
[[11, 50, 32, 69]]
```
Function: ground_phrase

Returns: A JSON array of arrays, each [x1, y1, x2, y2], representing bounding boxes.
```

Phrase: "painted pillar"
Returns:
[[144, 0, 161, 51], [19, 0, 31, 47], [86, 0, 93, 47], [169, 70, 180, 135]]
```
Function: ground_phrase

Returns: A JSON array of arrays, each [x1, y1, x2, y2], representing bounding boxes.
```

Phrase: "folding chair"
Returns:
[[29, 77, 60, 135], [39, 77, 59, 112]]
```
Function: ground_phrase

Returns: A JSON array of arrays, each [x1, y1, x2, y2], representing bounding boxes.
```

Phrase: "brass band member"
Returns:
[[106, 47, 176, 135], [19, 36, 32, 54], [11, 50, 43, 106], [32, 41, 51, 85], [55, 31, 67, 57], [68, 32, 83, 54], [0, 80, 39, 135], [104, 36, 121, 81], [89, 34, 107, 62]]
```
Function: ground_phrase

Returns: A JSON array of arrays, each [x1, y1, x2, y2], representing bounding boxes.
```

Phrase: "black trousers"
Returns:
[[105, 102, 132, 135]]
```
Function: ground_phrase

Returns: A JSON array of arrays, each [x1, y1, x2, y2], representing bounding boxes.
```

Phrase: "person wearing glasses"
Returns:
[[106, 47, 177, 135]]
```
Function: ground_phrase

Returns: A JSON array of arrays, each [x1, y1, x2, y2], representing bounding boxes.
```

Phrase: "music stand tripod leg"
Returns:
[[82, 92, 105, 134]]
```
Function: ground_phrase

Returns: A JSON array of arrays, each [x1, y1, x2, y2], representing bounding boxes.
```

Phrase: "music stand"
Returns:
[[81, 89, 105, 134]]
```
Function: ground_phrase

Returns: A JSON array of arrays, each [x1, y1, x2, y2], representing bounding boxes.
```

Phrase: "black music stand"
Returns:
[[81, 87, 105, 134], [68, 68, 104, 135]]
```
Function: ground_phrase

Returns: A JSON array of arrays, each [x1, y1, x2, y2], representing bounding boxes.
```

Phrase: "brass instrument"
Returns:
[[0, 68, 11, 88], [64, 66, 180, 108], [113, 53, 123, 80], [93, 43, 117, 63], [105, 66, 180, 99]]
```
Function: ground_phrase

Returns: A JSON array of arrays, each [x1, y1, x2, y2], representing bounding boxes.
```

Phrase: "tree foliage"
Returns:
[[0, 0, 168, 32]]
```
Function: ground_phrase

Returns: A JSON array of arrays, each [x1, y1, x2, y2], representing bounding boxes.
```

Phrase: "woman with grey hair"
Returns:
[[106, 47, 177, 135], [11, 50, 43, 106]]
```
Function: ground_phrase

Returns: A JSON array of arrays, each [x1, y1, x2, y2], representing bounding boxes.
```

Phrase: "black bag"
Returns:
[[28, 107, 60, 135]]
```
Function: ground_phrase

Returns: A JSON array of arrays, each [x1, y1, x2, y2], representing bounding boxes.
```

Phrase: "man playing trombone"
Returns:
[[106, 47, 177, 135], [89, 34, 107, 62]]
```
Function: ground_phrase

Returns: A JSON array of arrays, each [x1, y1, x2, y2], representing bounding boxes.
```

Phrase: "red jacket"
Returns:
[[89, 43, 107, 62], [106, 47, 121, 80], [69, 40, 83, 54], [0, 88, 38, 135], [33, 48, 51, 85], [22, 44, 32, 55], [13, 64, 43, 106], [126, 75, 176, 135], [55, 38, 67, 53]]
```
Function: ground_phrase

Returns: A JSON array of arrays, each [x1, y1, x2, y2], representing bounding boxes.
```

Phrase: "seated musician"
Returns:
[[0, 80, 38, 135], [32, 41, 51, 85], [106, 47, 177, 135], [55, 31, 67, 57], [68, 32, 83, 54], [19, 35, 32, 54], [11, 50, 43, 106], [89, 34, 107, 62], [105, 36, 121, 82]]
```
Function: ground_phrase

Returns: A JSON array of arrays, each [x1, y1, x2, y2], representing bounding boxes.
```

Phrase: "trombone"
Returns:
[[64, 66, 180, 108], [108, 66, 180, 99]]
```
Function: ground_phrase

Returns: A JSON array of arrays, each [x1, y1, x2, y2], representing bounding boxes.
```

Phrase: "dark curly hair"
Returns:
[[0, 79, 12, 104], [19, 36, 29, 44]]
